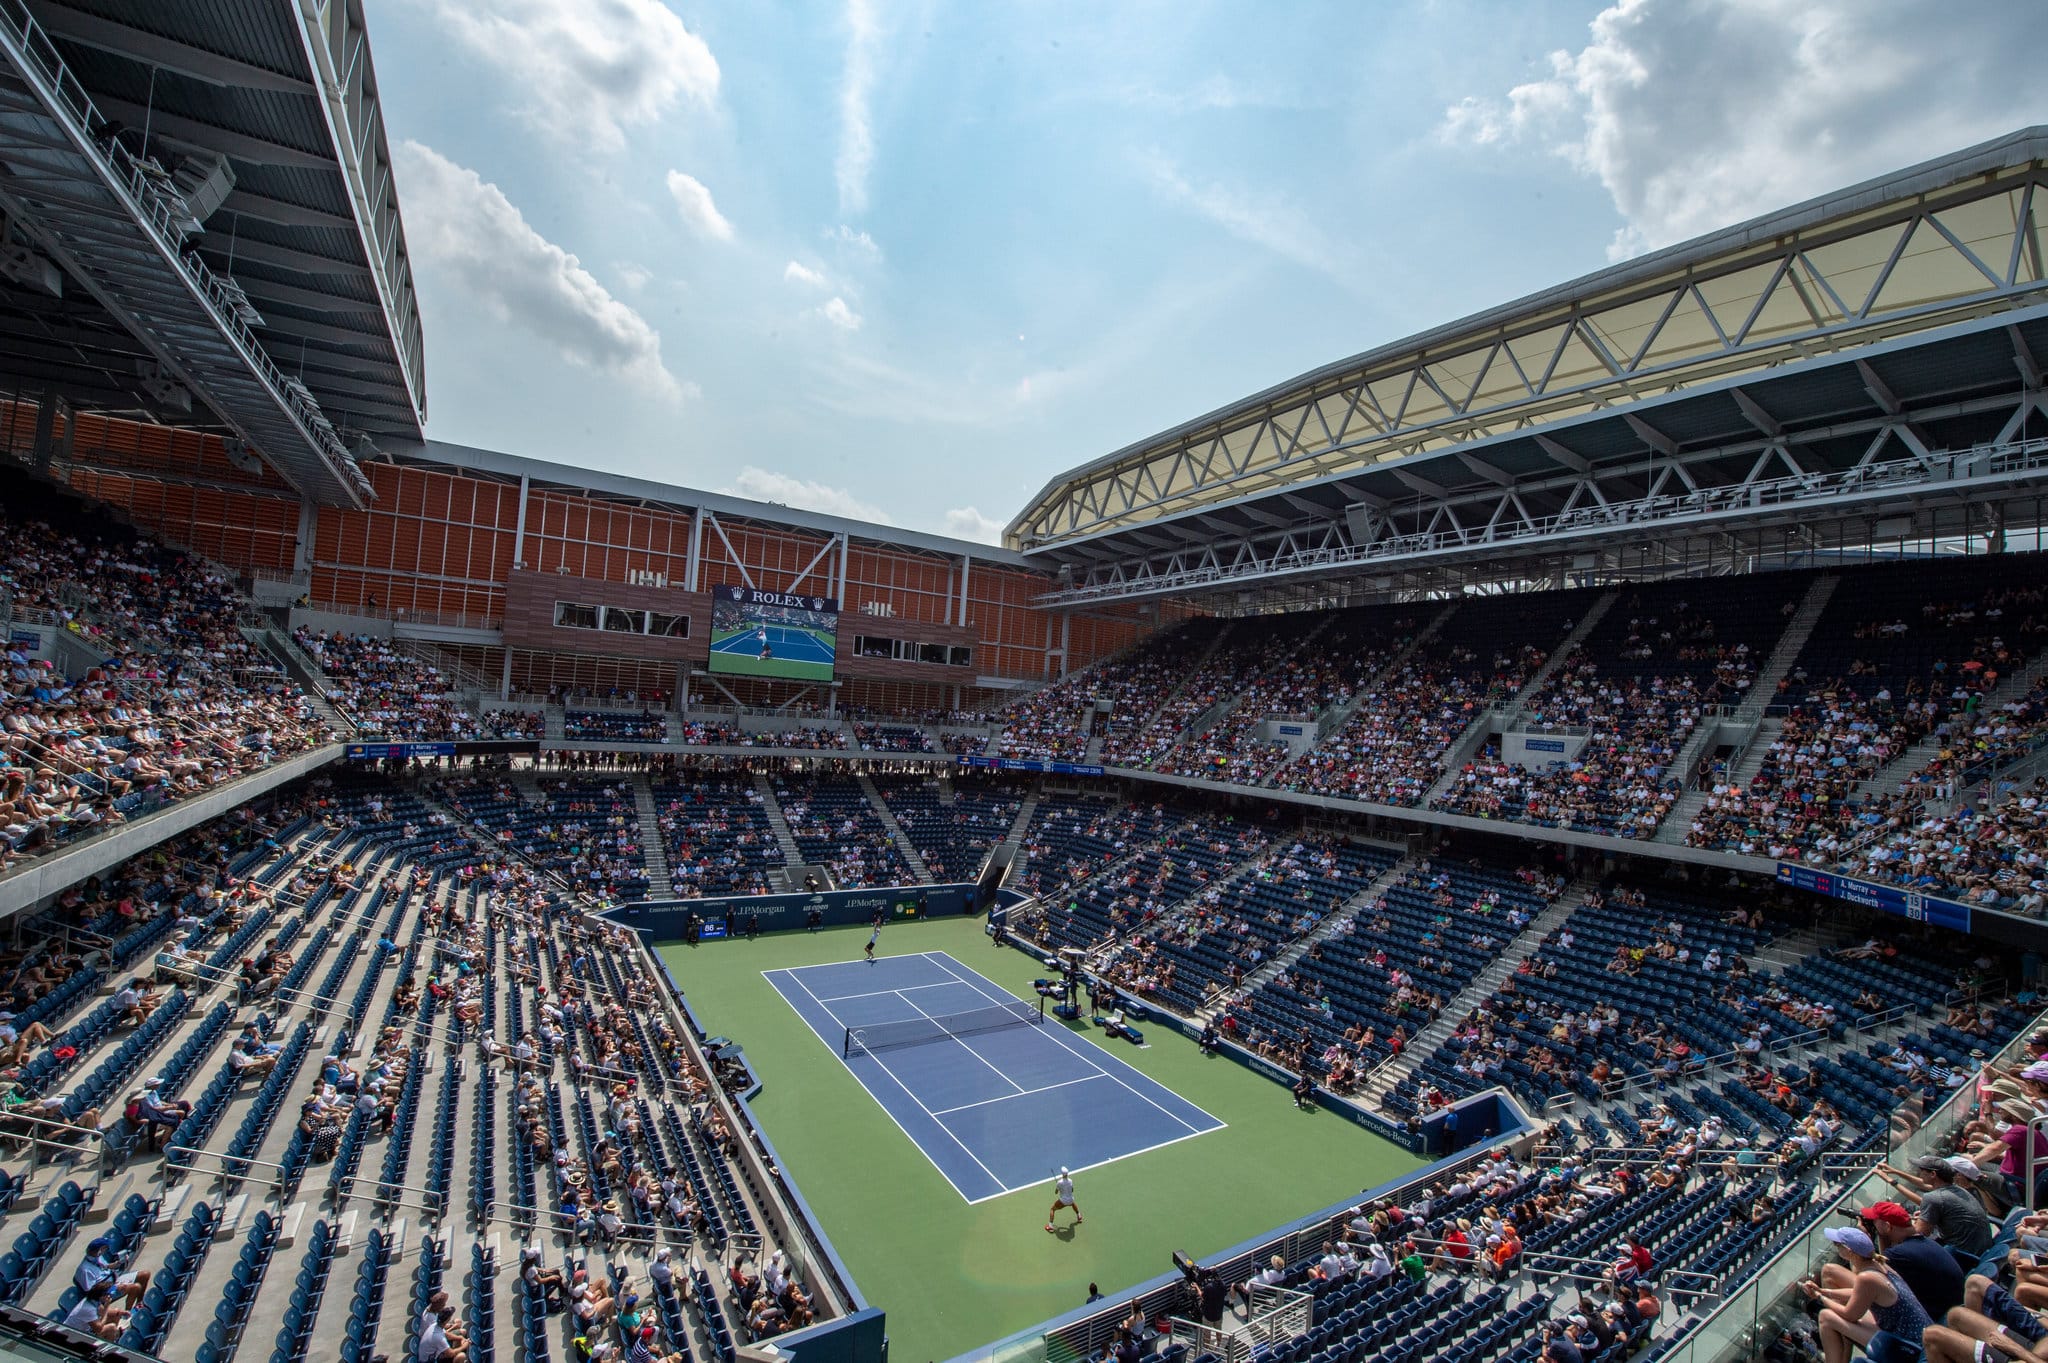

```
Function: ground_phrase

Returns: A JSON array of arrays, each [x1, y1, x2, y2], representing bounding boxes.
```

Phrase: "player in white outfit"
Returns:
[[1046, 1167, 1082, 1232]]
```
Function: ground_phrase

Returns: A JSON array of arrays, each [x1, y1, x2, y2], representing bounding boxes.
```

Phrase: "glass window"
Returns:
[[919, 642, 947, 664], [603, 607, 647, 633], [949, 646, 973, 667], [649, 612, 690, 638], [555, 602, 599, 630]]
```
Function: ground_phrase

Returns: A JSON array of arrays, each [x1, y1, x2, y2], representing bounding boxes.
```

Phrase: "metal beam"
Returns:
[[92, 99, 331, 169], [196, 236, 370, 279], [1624, 413, 1680, 457], [1534, 434, 1590, 473], [23, 3, 315, 94], [1730, 387, 1783, 438], [219, 189, 353, 231], [1458, 452, 1515, 487], [1392, 467, 1450, 499]]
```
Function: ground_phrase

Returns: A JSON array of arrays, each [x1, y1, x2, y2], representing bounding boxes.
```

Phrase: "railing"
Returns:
[[0, 0, 367, 494], [165, 1145, 294, 1198], [333, 1171, 446, 1219]]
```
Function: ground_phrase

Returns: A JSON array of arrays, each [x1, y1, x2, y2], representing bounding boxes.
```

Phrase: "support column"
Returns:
[[510, 473, 531, 570], [685, 506, 704, 592], [957, 554, 972, 626]]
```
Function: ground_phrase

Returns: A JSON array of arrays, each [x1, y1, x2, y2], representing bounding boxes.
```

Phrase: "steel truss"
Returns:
[[0, 0, 371, 505], [1014, 143, 2048, 548], [1033, 382, 2048, 608]]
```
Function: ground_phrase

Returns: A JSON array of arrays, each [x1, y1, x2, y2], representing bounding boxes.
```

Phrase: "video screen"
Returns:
[[708, 584, 839, 681]]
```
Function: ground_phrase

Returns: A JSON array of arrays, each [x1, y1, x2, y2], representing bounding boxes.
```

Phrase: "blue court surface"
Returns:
[[708, 623, 835, 664], [764, 951, 1225, 1203]]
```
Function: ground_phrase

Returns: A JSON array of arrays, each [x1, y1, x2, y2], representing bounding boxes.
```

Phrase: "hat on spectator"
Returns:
[[1859, 1201, 1912, 1227], [143, 1077, 160, 1089], [1947, 1156, 1984, 1180], [1824, 1226, 1877, 1257]]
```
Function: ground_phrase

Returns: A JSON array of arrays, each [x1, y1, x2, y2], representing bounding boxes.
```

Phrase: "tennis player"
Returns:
[[864, 925, 879, 963], [1046, 1167, 1082, 1232]]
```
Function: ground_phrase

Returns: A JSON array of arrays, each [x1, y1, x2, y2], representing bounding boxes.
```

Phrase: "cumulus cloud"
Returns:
[[783, 260, 827, 287], [1438, 0, 2048, 260], [814, 296, 863, 331], [727, 467, 892, 523], [665, 171, 735, 241], [406, 0, 718, 152], [614, 262, 652, 291], [942, 506, 1006, 545], [397, 141, 687, 402], [836, 0, 881, 214]]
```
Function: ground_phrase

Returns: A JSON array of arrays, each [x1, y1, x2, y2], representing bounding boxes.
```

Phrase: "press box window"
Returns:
[[555, 602, 600, 630]]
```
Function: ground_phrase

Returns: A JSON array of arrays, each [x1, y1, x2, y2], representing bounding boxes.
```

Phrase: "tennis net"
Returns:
[[843, 998, 1044, 1057]]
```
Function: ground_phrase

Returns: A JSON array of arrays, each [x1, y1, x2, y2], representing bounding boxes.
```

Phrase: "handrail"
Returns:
[[0, 1108, 108, 1143], [334, 1171, 446, 1215]]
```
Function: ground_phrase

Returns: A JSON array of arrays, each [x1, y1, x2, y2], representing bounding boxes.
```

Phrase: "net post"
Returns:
[[843, 1028, 854, 1059]]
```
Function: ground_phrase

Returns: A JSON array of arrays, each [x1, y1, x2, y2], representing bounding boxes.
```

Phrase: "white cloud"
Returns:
[[814, 296, 863, 331], [783, 260, 827, 288], [1438, 0, 2048, 260], [1141, 151, 1347, 282], [406, 0, 718, 152], [942, 506, 1006, 545], [726, 467, 893, 523], [615, 262, 652, 291], [665, 171, 735, 242], [825, 224, 883, 263], [396, 141, 687, 402], [836, 0, 881, 214]]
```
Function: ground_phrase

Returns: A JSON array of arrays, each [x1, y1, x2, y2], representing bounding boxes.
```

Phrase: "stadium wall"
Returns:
[[0, 401, 1167, 693]]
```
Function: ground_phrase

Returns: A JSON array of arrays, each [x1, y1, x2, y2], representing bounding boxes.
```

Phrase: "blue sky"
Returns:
[[364, 0, 2046, 543]]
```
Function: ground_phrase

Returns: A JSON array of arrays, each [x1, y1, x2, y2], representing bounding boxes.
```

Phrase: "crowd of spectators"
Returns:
[[852, 722, 935, 753], [293, 627, 484, 741], [0, 494, 331, 867], [563, 710, 669, 744]]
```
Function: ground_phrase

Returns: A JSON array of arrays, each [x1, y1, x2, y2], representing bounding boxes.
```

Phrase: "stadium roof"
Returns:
[[0, 0, 422, 505], [1012, 127, 2048, 606]]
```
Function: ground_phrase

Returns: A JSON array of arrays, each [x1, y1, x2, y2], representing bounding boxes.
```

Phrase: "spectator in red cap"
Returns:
[[1859, 1198, 1967, 1323]]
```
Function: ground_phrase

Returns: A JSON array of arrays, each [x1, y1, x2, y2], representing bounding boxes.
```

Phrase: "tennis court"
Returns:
[[764, 950, 1225, 1202], [708, 622, 836, 665]]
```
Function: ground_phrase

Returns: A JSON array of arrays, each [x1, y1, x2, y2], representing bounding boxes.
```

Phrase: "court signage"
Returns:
[[1525, 738, 1567, 753], [717, 585, 837, 613], [344, 742, 458, 760], [954, 755, 1106, 777], [1774, 863, 1971, 932]]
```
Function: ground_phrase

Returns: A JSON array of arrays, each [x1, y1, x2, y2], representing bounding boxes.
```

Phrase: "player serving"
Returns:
[[1045, 1167, 1082, 1232]]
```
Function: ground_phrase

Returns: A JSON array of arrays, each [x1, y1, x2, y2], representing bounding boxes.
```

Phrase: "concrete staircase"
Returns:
[[1157, 616, 1339, 767], [1741, 572, 1839, 708], [1267, 600, 1461, 785], [856, 771, 937, 884], [752, 772, 807, 886], [1421, 591, 1624, 802], [633, 774, 671, 895], [1358, 880, 1593, 1105], [997, 796, 1041, 868], [245, 624, 357, 737], [1104, 621, 1242, 764], [1201, 850, 1416, 1020], [1858, 639, 2048, 801], [1656, 716, 1784, 843]]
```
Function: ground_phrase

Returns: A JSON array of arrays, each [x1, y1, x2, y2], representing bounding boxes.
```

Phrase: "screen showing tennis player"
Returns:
[[708, 584, 840, 681]]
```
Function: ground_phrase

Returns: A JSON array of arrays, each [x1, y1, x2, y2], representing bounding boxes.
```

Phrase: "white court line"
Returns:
[[764, 966, 1009, 1199], [919, 951, 1224, 1138], [895, 988, 1025, 1095], [810, 980, 959, 1004], [931, 1073, 1106, 1116]]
